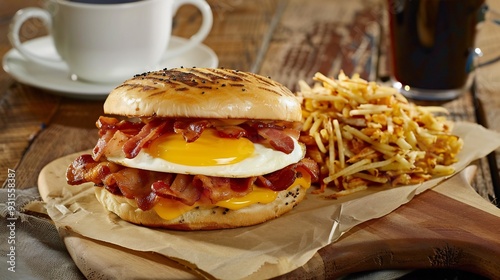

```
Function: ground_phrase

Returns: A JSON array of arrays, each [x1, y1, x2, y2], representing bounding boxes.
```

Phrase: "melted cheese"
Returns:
[[153, 198, 197, 221], [153, 171, 311, 220]]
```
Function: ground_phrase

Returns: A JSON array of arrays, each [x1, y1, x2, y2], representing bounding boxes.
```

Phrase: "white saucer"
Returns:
[[2, 36, 219, 99]]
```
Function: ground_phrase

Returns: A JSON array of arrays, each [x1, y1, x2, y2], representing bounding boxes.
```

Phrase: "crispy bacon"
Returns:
[[66, 154, 121, 185], [257, 128, 295, 154], [95, 116, 146, 160], [254, 159, 319, 191], [66, 154, 319, 211], [295, 157, 320, 183], [256, 166, 296, 191], [173, 120, 211, 142], [66, 154, 99, 185], [152, 174, 202, 206], [96, 116, 143, 136], [96, 116, 120, 136], [215, 125, 248, 139], [93, 130, 115, 161], [230, 177, 257, 192], [193, 176, 255, 203], [122, 119, 170, 158], [102, 168, 172, 210], [135, 193, 157, 212]]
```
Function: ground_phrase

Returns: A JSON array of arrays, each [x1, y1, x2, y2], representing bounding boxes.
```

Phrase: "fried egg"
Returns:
[[105, 128, 305, 177]]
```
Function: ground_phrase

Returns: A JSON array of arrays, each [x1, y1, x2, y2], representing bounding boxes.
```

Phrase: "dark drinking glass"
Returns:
[[387, 0, 484, 100]]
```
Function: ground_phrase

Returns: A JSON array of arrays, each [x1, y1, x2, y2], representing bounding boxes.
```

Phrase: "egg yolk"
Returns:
[[147, 129, 255, 166]]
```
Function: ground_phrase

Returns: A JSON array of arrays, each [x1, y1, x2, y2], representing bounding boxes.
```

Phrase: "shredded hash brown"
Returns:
[[296, 71, 463, 198]]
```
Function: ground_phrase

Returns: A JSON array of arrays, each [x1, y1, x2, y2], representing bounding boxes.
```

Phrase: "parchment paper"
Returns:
[[38, 122, 500, 280]]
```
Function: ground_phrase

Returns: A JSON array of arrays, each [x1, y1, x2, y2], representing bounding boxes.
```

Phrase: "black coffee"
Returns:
[[387, 0, 484, 90]]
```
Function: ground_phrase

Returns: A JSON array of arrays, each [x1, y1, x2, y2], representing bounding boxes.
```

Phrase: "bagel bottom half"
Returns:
[[94, 184, 308, 230]]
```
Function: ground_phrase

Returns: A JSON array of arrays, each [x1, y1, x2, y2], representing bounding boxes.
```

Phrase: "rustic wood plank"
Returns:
[[174, 0, 281, 71], [1, 0, 53, 185], [474, 18, 500, 204], [0, 84, 61, 185], [14, 97, 103, 189], [325, 190, 500, 278], [259, 0, 384, 92]]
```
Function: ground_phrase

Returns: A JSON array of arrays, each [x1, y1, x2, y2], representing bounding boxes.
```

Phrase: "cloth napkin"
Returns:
[[0, 187, 85, 280]]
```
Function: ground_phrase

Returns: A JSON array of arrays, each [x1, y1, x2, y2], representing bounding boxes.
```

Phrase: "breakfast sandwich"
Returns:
[[66, 67, 319, 230]]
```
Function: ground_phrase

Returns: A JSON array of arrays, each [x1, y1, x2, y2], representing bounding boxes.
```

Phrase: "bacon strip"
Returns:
[[193, 176, 255, 203], [96, 116, 144, 136], [256, 166, 296, 191], [257, 128, 295, 154], [295, 157, 320, 182], [94, 117, 144, 161], [123, 119, 170, 158], [215, 125, 248, 139], [66, 154, 121, 185], [173, 120, 211, 142], [152, 174, 202, 206], [93, 130, 118, 161]]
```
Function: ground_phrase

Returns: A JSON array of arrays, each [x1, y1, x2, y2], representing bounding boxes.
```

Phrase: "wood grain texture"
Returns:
[[199, 0, 282, 71], [259, 0, 383, 91], [60, 228, 208, 280], [0, 84, 61, 183], [276, 191, 500, 279], [322, 190, 500, 278]]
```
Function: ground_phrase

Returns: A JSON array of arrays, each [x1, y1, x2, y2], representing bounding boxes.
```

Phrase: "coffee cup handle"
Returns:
[[8, 7, 64, 69], [164, 0, 213, 59]]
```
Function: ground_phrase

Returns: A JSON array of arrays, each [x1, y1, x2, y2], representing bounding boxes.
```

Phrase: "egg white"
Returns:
[[105, 137, 305, 178]]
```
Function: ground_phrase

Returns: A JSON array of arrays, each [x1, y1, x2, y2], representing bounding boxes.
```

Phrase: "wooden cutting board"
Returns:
[[38, 158, 500, 280], [292, 189, 500, 279]]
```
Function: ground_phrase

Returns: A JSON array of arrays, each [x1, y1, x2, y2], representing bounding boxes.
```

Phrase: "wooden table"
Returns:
[[2, 0, 500, 279]]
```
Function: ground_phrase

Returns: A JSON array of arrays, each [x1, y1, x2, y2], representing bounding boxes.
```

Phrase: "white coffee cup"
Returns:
[[9, 0, 213, 83]]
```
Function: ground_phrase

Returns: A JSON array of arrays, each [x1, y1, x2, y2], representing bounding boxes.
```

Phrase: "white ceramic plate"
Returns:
[[2, 36, 219, 99]]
